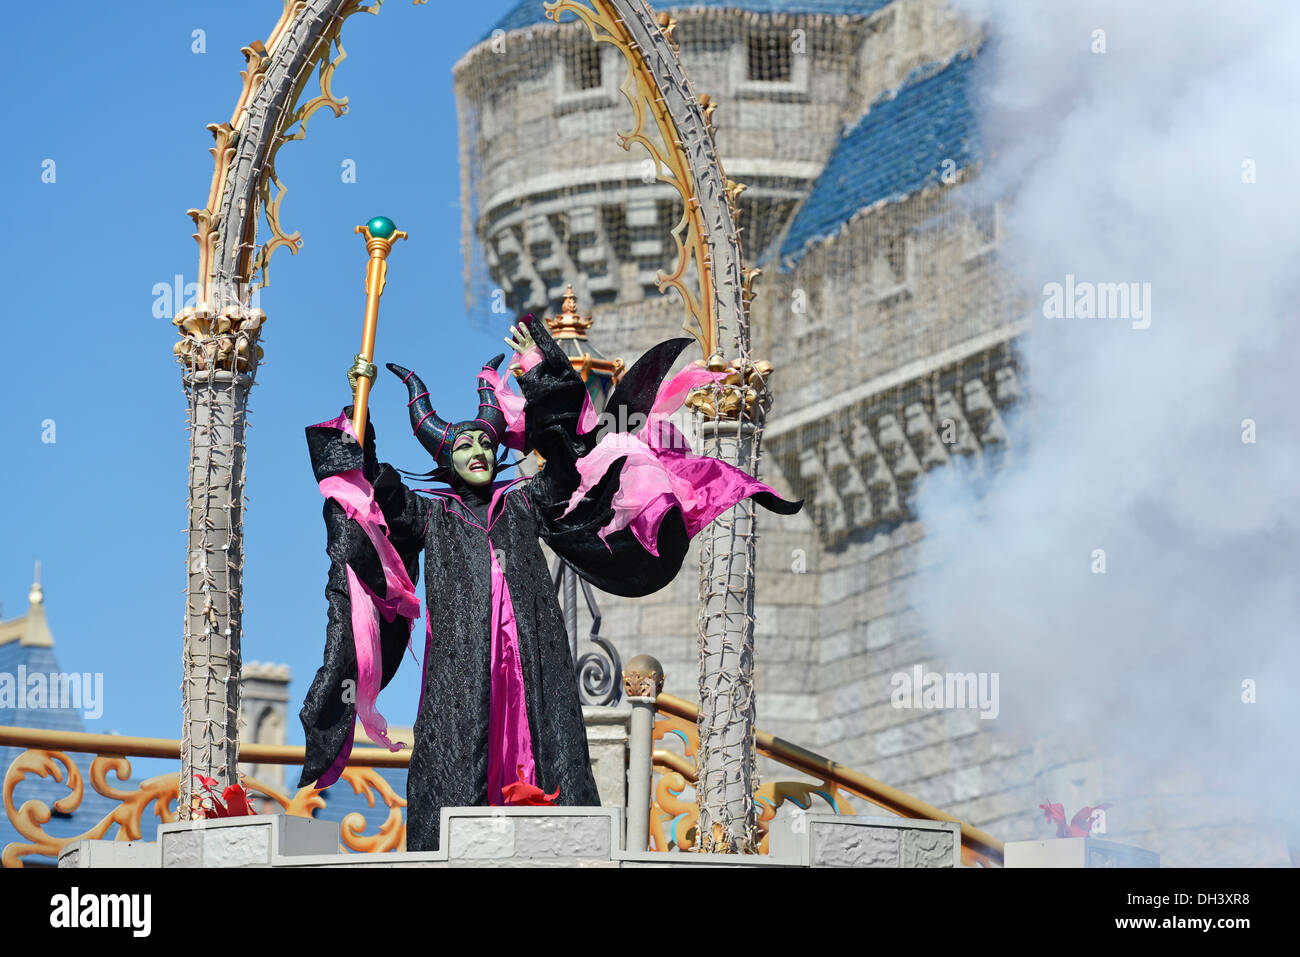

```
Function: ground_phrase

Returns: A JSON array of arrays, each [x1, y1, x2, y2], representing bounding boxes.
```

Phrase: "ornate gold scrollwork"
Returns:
[[253, 0, 386, 287], [2, 746, 410, 867], [684, 355, 775, 422], [753, 778, 856, 854], [543, 0, 751, 359], [650, 770, 699, 851], [172, 302, 268, 371], [648, 711, 856, 855], [185, 0, 387, 310]]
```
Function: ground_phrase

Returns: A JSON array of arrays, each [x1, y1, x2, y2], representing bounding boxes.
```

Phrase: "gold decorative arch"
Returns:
[[543, 0, 758, 360], [187, 0, 388, 308]]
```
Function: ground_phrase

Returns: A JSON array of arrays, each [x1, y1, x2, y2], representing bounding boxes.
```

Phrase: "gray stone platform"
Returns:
[[770, 813, 961, 868], [59, 807, 966, 868], [1004, 837, 1159, 868]]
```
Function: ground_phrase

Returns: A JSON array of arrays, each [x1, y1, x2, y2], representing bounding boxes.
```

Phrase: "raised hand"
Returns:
[[504, 321, 536, 356]]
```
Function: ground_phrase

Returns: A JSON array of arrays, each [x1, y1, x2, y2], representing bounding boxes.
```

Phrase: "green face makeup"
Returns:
[[451, 430, 495, 487]]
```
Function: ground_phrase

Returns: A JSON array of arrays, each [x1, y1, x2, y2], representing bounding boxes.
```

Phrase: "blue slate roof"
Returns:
[[777, 51, 981, 266], [485, 0, 894, 39], [0, 641, 119, 867], [0, 644, 89, 733]]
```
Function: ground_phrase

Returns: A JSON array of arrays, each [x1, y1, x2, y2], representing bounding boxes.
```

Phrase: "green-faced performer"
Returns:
[[301, 311, 801, 852]]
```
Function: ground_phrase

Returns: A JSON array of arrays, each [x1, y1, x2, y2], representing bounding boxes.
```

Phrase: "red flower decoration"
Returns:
[[194, 775, 255, 819], [1040, 800, 1111, 837], [501, 766, 560, 806], [221, 784, 253, 817]]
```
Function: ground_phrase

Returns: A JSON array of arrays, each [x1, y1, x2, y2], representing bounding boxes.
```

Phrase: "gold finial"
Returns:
[[545, 283, 594, 340], [29, 560, 42, 606], [684, 357, 775, 421]]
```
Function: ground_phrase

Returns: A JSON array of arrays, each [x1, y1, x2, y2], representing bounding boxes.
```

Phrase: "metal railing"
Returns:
[[0, 726, 408, 866], [2, 699, 1002, 866], [649, 693, 1003, 867]]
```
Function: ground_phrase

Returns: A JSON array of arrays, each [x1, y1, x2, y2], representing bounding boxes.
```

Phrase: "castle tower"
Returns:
[[0, 564, 119, 864], [238, 662, 291, 800], [455, 1, 976, 328]]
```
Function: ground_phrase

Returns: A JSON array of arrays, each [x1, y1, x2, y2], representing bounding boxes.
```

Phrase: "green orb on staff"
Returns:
[[349, 215, 407, 438]]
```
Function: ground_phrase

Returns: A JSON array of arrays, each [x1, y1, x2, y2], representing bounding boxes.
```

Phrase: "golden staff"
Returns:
[[351, 216, 407, 438]]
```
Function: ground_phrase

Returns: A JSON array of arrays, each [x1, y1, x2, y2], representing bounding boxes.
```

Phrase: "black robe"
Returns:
[[299, 327, 797, 852]]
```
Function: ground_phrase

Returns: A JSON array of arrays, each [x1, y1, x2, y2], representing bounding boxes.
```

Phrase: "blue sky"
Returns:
[[0, 0, 527, 746]]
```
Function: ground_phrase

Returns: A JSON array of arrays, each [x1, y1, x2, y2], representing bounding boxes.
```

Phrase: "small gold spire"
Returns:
[[544, 283, 594, 340], [28, 560, 42, 607]]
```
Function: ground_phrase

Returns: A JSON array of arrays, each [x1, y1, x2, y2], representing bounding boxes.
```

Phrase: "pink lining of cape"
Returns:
[[560, 367, 782, 553], [312, 411, 420, 779], [377, 471, 538, 803], [498, 344, 599, 441]]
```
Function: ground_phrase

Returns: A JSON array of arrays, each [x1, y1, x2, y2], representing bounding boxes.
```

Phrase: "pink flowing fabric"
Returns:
[[515, 345, 543, 374], [560, 366, 781, 553], [486, 542, 536, 804], [479, 365, 528, 451], [313, 411, 420, 760]]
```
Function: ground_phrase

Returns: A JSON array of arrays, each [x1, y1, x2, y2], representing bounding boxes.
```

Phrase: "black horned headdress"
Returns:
[[386, 353, 508, 480]]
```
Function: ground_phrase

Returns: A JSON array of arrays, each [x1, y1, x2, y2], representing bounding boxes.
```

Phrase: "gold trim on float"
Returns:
[[0, 727, 412, 867]]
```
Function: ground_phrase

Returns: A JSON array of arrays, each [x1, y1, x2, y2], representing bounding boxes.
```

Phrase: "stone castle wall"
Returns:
[[454, 0, 1284, 863], [458, 0, 1043, 844], [454, 0, 980, 316]]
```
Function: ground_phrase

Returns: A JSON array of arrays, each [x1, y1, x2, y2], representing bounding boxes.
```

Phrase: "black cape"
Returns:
[[299, 325, 799, 852]]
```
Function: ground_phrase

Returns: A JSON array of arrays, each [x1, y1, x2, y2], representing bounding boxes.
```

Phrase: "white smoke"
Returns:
[[915, 1, 1300, 862]]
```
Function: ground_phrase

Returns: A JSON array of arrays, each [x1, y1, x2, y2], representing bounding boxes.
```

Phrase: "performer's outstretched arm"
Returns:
[[506, 317, 800, 599], [502, 319, 683, 596]]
